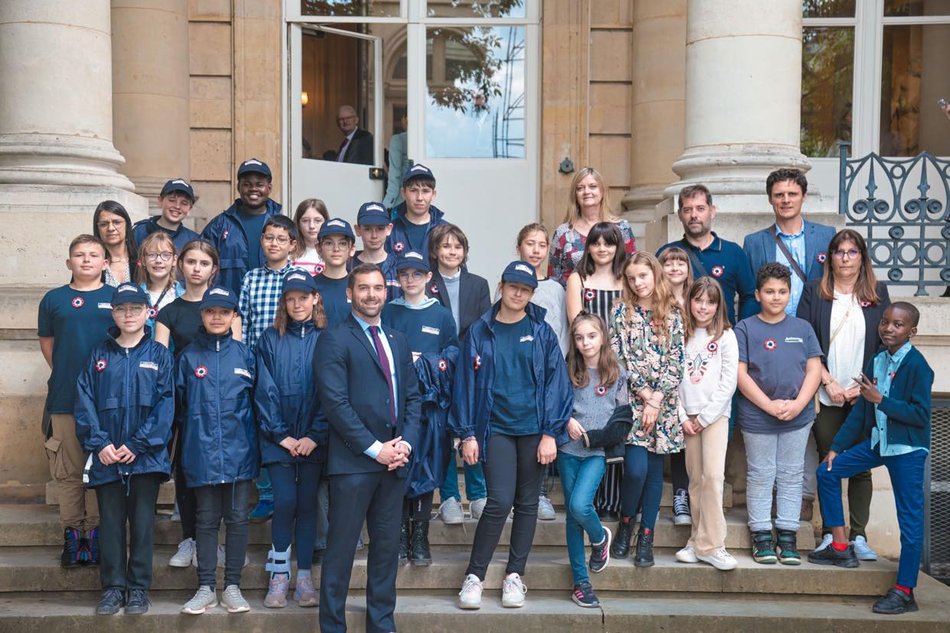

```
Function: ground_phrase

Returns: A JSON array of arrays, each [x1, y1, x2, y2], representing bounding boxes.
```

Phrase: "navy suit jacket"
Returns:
[[427, 270, 491, 341], [314, 314, 421, 476], [743, 219, 836, 280]]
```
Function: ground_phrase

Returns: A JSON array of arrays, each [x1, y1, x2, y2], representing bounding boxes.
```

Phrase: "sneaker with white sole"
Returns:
[[439, 497, 464, 525], [169, 538, 195, 568], [469, 497, 487, 520], [851, 535, 878, 561], [814, 533, 833, 552], [537, 495, 556, 521], [263, 573, 289, 608], [697, 547, 738, 571], [458, 573, 483, 610], [589, 526, 611, 573], [675, 544, 698, 563], [221, 584, 250, 613], [181, 585, 217, 615], [672, 488, 692, 526], [502, 572, 527, 608]]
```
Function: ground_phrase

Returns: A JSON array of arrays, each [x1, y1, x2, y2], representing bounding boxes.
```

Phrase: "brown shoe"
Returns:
[[800, 498, 814, 522]]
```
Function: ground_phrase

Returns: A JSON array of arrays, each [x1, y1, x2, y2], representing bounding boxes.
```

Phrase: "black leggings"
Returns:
[[402, 491, 434, 522], [466, 433, 543, 580]]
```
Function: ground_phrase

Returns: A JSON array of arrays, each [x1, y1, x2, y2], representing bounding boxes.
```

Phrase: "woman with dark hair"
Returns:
[[93, 200, 138, 286], [796, 228, 889, 560]]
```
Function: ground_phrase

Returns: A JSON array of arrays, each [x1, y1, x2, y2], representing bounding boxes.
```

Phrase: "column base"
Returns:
[[0, 134, 135, 191], [667, 143, 811, 198]]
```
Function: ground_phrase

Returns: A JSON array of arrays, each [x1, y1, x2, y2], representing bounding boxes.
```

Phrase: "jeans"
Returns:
[[743, 423, 812, 532], [621, 444, 664, 529], [466, 434, 543, 580], [268, 461, 322, 570], [817, 439, 926, 588], [557, 452, 606, 585], [96, 473, 161, 591], [195, 480, 251, 588], [440, 452, 487, 503], [813, 405, 872, 539]]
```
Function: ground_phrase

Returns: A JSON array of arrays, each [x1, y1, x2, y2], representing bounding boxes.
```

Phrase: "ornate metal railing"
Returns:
[[838, 143, 950, 296]]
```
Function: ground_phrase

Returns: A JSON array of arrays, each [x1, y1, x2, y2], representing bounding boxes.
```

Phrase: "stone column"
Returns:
[[111, 0, 191, 212]]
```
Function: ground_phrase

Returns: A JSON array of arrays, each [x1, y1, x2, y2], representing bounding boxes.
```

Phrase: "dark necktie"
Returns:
[[369, 325, 397, 426]]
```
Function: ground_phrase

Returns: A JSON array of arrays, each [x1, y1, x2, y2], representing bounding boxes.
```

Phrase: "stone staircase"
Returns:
[[0, 480, 947, 632]]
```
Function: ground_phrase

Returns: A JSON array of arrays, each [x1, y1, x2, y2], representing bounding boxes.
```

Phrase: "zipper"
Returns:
[[216, 337, 224, 483], [122, 346, 131, 478]]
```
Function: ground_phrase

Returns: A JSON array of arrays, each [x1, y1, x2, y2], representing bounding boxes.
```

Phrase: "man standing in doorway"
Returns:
[[315, 263, 421, 633], [336, 105, 374, 165]]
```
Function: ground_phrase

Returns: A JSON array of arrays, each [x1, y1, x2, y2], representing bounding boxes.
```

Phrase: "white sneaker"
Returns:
[[697, 547, 739, 571], [181, 585, 217, 615], [851, 535, 878, 561], [502, 572, 527, 608], [439, 497, 464, 525], [469, 497, 487, 520], [169, 538, 195, 568], [221, 584, 250, 613], [814, 533, 833, 552], [537, 495, 556, 521], [675, 544, 698, 563], [458, 573, 483, 610]]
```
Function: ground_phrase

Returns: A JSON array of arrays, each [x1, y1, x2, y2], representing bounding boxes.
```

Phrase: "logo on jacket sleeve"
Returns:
[[95, 359, 108, 372], [763, 338, 777, 351], [71, 297, 85, 309], [194, 365, 208, 378], [711, 265, 724, 278]]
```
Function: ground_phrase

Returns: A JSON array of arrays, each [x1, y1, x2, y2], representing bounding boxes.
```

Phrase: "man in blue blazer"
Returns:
[[315, 263, 422, 633], [742, 168, 836, 316]]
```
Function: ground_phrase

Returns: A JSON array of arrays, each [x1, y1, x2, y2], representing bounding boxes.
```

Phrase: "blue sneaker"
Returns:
[[250, 499, 274, 522]]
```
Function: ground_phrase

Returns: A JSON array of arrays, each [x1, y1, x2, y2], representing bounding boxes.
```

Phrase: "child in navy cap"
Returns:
[[314, 218, 356, 328], [354, 202, 399, 300], [386, 164, 446, 263]]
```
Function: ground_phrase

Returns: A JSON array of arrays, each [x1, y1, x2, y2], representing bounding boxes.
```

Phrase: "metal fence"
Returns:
[[925, 399, 950, 583], [837, 144, 950, 297]]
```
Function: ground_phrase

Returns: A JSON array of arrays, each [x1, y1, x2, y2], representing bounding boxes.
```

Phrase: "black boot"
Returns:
[[61, 527, 81, 568], [634, 527, 654, 567], [410, 519, 432, 567], [610, 517, 633, 559], [398, 518, 411, 566]]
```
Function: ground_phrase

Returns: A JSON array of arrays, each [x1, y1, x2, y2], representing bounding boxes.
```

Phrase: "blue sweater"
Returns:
[[831, 346, 933, 454]]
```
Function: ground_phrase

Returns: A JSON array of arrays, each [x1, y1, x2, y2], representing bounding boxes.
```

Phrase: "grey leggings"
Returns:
[[742, 423, 813, 532]]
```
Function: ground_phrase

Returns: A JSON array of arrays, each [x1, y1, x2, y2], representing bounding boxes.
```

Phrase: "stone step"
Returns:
[[0, 585, 948, 633], [0, 504, 803, 550], [0, 545, 895, 596]]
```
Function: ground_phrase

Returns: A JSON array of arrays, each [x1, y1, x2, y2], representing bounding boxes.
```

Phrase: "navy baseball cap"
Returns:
[[111, 283, 150, 306], [395, 251, 430, 273], [501, 261, 538, 289], [160, 178, 195, 200], [236, 158, 272, 180], [402, 163, 436, 187], [356, 202, 391, 226], [282, 270, 318, 295], [200, 286, 239, 311], [318, 218, 355, 240]]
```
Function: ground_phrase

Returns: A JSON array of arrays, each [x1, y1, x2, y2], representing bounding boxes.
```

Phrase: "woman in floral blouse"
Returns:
[[609, 251, 685, 567], [548, 167, 636, 287]]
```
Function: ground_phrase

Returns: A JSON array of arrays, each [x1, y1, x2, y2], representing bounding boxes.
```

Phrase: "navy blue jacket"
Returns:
[[385, 203, 446, 263], [450, 303, 573, 462], [657, 233, 758, 323], [406, 346, 459, 498], [314, 314, 423, 477], [830, 346, 934, 454], [254, 321, 326, 466], [132, 217, 200, 255], [75, 328, 174, 487], [200, 199, 282, 295], [175, 328, 259, 487]]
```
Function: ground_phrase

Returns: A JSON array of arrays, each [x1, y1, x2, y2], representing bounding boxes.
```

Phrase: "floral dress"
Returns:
[[610, 301, 685, 454], [548, 220, 637, 287]]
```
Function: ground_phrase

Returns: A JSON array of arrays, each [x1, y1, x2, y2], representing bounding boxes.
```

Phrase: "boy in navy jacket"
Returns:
[[809, 302, 934, 615], [386, 164, 446, 263], [176, 286, 259, 616], [75, 283, 175, 616]]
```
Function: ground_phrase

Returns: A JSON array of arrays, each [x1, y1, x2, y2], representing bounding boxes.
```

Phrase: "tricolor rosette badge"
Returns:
[[711, 265, 724, 278], [393, 241, 405, 253], [430, 283, 439, 295], [95, 359, 108, 372], [147, 307, 158, 319], [595, 385, 607, 396], [763, 338, 777, 351], [584, 289, 595, 302], [817, 252, 827, 264], [473, 354, 481, 371], [706, 341, 718, 354], [314, 263, 325, 275], [194, 365, 209, 379], [438, 359, 448, 372], [71, 297, 85, 309]]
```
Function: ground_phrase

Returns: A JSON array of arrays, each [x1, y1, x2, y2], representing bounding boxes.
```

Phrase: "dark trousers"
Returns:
[[194, 480, 251, 589], [269, 461, 322, 570], [621, 445, 664, 529], [320, 469, 403, 633], [96, 473, 162, 591], [817, 439, 926, 588], [403, 490, 434, 522], [466, 433, 543, 580], [813, 405, 872, 539], [670, 450, 689, 493], [172, 430, 197, 540]]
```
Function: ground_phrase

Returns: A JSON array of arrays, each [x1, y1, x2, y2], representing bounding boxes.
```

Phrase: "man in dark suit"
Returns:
[[315, 262, 421, 633], [336, 105, 374, 165]]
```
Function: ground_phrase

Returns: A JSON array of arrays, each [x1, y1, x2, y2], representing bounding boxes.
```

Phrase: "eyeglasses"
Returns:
[[263, 235, 291, 245], [145, 252, 174, 262], [398, 271, 426, 280], [112, 305, 145, 315], [320, 240, 350, 251], [833, 249, 861, 260], [97, 220, 124, 230]]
